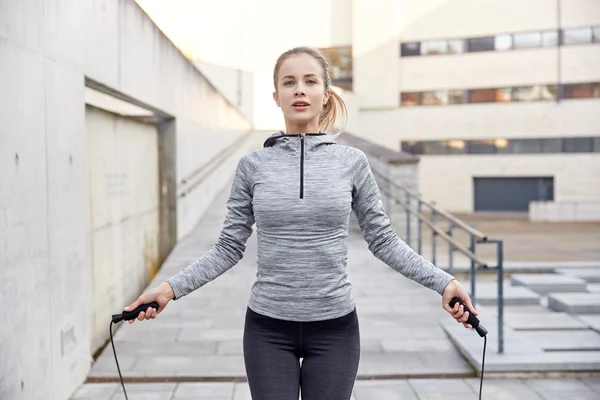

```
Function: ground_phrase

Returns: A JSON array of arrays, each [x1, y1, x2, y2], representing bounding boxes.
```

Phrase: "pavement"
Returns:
[[70, 181, 600, 399]]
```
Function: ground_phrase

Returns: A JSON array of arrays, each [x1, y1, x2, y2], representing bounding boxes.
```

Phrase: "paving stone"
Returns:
[[172, 382, 234, 399], [511, 273, 588, 295], [547, 293, 600, 314], [353, 380, 418, 400], [519, 329, 600, 351], [504, 311, 589, 330], [70, 383, 118, 398], [576, 315, 600, 333], [461, 280, 541, 306], [464, 378, 544, 399], [555, 267, 600, 283]]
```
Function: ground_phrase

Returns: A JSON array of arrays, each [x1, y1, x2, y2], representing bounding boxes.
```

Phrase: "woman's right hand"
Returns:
[[124, 281, 175, 324]]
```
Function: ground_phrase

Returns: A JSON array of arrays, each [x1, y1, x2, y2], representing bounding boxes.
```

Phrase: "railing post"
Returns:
[[431, 204, 437, 266], [417, 200, 423, 255], [469, 231, 476, 305], [448, 221, 455, 276], [406, 191, 411, 248], [497, 239, 504, 354]]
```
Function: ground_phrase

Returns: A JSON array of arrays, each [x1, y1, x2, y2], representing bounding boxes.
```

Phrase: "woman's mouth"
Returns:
[[292, 101, 310, 110]]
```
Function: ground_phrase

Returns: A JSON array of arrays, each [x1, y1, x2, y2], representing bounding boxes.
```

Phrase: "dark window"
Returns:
[[449, 89, 467, 104], [444, 140, 467, 154], [564, 137, 593, 152], [401, 141, 423, 154], [495, 34, 513, 50], [401, 92, 421, 106], [423, 141, 448, 154], [510, 139, 541, 154], [593, 27, 600, 42], [540, 138, 562, 153], [563, 27, 592, 44], [593, 138, 600, 152], [563, 83, 594, 99], [401, 42, 421, 56], [542, 31, 559, 46], [468, 37, 495, 52], [468, 140, 496, 154], [421, 91, 448, 105], [513, 32, 542, 49]]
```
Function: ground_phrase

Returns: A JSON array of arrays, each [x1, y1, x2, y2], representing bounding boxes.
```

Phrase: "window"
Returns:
[[563, 83, 594, 99], [469, 88, 511, 103], [540, 139, 562, 153], [512, 86, 540, 101], [513, 32, 542, 49], [423, 141, 448, 154], [468, 140, 496, 154], [594, 27, 600, 42], [401, 141, 423, 154], [564, 138, 593, 153], [510, 139, 541, 154], [593, 83, 600, 98], [401, 42, 421, 56], [495, 34, 512, 50], [594, 138, 600, 152], [541, 85, 557, 100], [422, 91, 448, 105], [447, 39, 465, 53], [401, 92, 421, 106], [449, 90, 467, 104], [563, 27, 592, 44], [444, 140, 466, 154], [421, 40, 448, 55], [542, 31, 559, 46], [468, 37, 495, 52]]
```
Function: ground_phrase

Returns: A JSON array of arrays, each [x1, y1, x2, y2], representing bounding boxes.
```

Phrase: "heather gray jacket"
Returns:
[[167, 132, 455, 321]]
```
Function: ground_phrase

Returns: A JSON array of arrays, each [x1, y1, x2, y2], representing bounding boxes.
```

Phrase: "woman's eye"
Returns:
[[307, 80, 316, 84], [284, 81, 294, 86]]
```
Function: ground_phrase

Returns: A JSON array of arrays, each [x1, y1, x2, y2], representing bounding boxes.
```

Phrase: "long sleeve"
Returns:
[[351, 151, 455, 295], [167, 156, 256, 300]]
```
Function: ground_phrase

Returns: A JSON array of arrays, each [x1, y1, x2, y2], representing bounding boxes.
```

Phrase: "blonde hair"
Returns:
[[273, 46, 347, 134]]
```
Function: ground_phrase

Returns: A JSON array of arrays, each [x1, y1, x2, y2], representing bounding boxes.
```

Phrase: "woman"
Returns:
[[124, 46, 477, 400]]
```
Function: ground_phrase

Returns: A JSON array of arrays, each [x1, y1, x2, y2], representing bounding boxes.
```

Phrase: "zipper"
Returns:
[[299, 133, 305, 199]]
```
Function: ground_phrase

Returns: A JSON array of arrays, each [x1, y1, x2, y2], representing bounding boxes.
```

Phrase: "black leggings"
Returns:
[[243, 307, 361, 400]]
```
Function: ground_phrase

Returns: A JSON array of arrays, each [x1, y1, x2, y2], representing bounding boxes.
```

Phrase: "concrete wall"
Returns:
[[0, 1, 252, 399], [193, 61, 255, 125], [530, 200, 600, 222], [418, 154, 600, 212]]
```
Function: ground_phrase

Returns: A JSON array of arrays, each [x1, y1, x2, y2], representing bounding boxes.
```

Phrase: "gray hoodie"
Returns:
[[167, 132, 455, 321]]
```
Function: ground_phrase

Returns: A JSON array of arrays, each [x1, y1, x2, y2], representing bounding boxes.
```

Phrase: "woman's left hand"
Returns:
[[441, 279, 477, 328]]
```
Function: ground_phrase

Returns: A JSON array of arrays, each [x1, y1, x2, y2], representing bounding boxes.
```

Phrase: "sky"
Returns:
[[134, 0, 349, 128]]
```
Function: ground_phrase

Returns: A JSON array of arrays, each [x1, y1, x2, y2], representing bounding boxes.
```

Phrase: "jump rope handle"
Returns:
[[111, 302, 159, 324]]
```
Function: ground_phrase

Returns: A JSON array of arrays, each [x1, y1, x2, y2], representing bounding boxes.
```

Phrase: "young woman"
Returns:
[[124, 46, 477, 400]]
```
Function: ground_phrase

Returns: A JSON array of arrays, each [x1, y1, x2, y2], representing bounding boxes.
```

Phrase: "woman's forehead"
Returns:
[[279, 54, 321, 77]]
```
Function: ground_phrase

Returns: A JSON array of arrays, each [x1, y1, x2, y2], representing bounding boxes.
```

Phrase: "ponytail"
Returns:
[[319, 89, 347, 135]]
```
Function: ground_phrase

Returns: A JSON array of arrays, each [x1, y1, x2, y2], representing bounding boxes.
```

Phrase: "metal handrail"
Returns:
[[371, 167, 505, 354]]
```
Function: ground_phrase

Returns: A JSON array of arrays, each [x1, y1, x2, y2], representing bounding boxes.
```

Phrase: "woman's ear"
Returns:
[[323, 89, 331, 105], [273, 91, 280, 107]]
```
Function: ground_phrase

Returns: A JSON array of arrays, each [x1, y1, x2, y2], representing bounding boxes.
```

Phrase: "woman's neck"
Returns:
[[284, 121, 319, 135]]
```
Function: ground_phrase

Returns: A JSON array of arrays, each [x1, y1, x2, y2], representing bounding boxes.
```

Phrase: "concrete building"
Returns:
[[0, 1, 255, 399], [340, 0, 600, 217]]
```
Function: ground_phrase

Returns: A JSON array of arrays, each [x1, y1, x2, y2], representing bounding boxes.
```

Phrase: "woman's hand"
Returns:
[[441, 279, 477, 328], [124, 281, 175, 324]]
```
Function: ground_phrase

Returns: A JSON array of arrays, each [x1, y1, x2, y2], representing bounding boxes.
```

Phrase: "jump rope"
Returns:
[[110, 298, 487, 399]]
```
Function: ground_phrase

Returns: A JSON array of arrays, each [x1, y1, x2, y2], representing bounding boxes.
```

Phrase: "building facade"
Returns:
[[344, 0, 600, 214]]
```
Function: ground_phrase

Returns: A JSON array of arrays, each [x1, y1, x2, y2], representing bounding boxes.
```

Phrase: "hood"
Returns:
[[263, 131, 337, 153]]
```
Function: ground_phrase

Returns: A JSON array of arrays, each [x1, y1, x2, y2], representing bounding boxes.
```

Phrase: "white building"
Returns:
[[338, 0, 600, 216]]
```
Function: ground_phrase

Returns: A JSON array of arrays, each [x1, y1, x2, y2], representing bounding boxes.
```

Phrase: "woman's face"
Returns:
[[273, 53, 330, 133]]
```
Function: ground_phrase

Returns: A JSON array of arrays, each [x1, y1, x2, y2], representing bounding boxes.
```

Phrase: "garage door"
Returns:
[[473, 177, 554, 212], [85, 105, 160, 352]]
